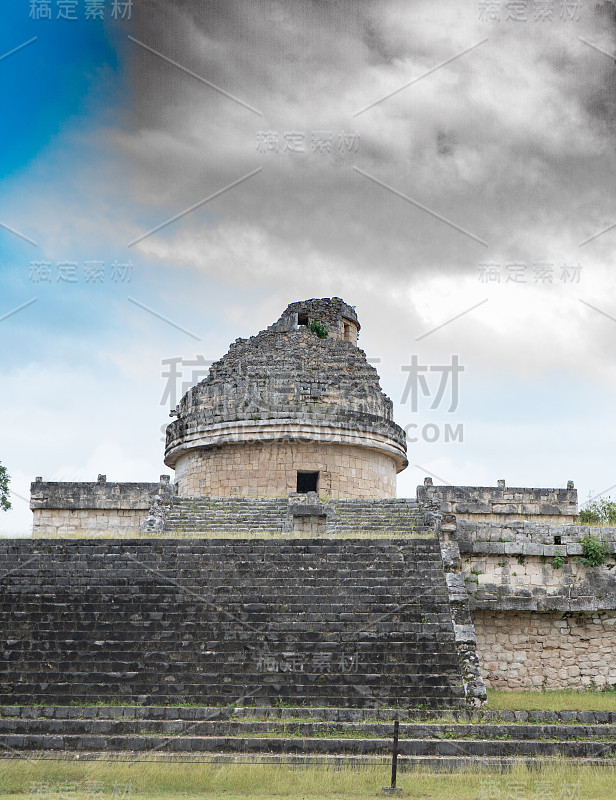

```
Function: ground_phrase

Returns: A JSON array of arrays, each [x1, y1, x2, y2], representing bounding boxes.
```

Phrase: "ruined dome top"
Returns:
[[279, 297, 360, 335], [164, 297, 407, 471]]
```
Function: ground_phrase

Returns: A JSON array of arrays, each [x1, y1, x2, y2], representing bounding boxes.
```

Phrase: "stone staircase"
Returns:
[[2, 706, 616, 766], [325, 499, 428, 536], [160, 497, 429, 537], [0, 539, 467, 709], [162, 497, 289, 535]]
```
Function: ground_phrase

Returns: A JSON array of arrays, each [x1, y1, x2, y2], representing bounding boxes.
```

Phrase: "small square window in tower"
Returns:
[[298, 313, 309, 326], [297, 471, 319, 493]]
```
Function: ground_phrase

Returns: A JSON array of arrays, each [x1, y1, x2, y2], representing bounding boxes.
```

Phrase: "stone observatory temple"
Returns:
[[164, 297, 408, 500], [17, 294, 616, 717]]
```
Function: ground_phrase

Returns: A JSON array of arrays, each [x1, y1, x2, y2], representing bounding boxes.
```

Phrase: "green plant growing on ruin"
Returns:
[[552, 555, 567, 570], [577, 496, 616, 526], [578, 534, 610, 568], [309, 320, 328, 339], [0, 461, 11, 512]]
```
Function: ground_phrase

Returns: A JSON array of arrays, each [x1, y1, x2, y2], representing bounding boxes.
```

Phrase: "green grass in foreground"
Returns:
[[4, 688, 616, 714], [5, 688, 616, 712], [486, 688, 616, 712], [0, 761, 614, 800]]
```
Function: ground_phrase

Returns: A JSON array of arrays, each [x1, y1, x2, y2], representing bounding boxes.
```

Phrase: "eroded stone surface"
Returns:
[[164, 298, 407, 498]]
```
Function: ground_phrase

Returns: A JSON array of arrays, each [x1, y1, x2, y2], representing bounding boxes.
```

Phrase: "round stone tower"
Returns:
[[164, 297, 408, 499]]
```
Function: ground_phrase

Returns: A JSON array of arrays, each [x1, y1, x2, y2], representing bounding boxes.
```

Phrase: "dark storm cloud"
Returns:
[[120, 0, 616, 300]]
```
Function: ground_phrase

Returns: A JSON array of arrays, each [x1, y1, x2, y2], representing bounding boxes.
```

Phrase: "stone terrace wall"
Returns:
[[474, 611, 616, 690], [460, 533, 616, 614], [456, 518, 616, 689], [30, 476, 174, 537], [418, 479, 578, 523]]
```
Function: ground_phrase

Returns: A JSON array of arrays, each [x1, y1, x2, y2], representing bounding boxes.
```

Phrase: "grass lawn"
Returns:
[[0, 760, 615, 800], [2, 691, 616, 797], [487, 688, 616, 711]]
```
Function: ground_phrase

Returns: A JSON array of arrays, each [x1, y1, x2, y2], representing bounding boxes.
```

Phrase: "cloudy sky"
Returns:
[[2, 0, 616, 534]]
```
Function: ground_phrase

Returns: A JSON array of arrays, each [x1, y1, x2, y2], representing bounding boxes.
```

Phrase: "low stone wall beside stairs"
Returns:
[[435, 513, 616, 691]]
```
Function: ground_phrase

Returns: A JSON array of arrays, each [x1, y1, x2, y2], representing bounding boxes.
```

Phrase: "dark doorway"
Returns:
[[298, 313, 309, 326], [297, 471, 319, 493]]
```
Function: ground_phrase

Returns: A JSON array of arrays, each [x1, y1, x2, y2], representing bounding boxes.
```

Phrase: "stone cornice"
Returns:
[[164, 418, 408, 471]]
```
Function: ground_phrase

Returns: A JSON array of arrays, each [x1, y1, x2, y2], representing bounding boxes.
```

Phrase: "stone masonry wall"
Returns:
[[461, 550, 616, 613], [168, 315, 396, 431], [174, 441, 397, 499], [280, 297, 360, 343], [454, 517, 616, 690], [418, 480, 578, 523], [474, 611, 616, 690], [30, 476, 174, 537], [457, 521, 616, 618], [32, 508, 145, 537]]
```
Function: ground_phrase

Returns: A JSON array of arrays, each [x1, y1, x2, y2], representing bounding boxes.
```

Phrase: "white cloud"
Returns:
[[4, 0, 616, 532]]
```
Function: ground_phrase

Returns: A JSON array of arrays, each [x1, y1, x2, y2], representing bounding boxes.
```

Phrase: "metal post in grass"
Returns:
[[391, 716, 399, 788], [381, 716, 402, 795]]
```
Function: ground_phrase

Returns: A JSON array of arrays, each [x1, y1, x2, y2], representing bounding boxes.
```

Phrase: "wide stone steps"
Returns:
[[163, 498, 289, 534], [0, 688, 467, 708], [3, 717, 616, 740], [1, 707, 615, 763], [0, 539, 467, 708], [4, 706, 616, 723], [162, 497, 429, 536], [327, 500, 423, 524]]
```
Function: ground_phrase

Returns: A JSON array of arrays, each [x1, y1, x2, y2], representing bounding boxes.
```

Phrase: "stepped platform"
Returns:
[[2, 706, 616, 767], [326, 499, 427, 536], [162, 497, 289, 536], [0, 538, 467, 709], [161, 496, 430, 537]]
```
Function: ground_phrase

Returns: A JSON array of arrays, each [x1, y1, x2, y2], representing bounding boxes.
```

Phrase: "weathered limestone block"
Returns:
[[418, 481, 577, 524]]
